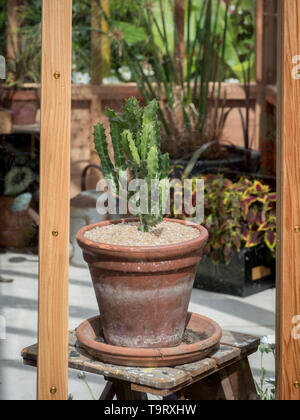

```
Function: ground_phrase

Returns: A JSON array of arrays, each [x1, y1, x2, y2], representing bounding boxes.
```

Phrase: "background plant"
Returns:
[[5, 1, 41, 87], [225, 0, 255, 82], [203, 175, 276, 263], [99, 0, 231, 160], [94, 97, 170, 232], [256, 336, 276, 401], [0, 0, 7, 57], [169, 174, 276, 264], [0, 143, 38, 197], [0, 0, 151, 82]]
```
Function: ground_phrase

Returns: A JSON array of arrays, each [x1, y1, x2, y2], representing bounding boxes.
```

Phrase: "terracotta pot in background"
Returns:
[[0, 109, 12, 134], [0, 196, 36, 249], [77, 218, 208, 349], [5, 89, 40, 125]]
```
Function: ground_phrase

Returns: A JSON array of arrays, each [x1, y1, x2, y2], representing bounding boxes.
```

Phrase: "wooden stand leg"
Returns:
[[177, 390, 186, 400], [112, 380, 148, 401], [185, 357, 259, 401], [219, 358, 260, 401], [184, 374, 224, 400], [99, 381, 116, 400], [219, 370, 236, 400]]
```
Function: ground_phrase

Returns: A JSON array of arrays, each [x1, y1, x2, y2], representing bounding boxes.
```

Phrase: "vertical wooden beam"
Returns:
[[91, 0, 110, 84], [276, 0, 300, 401], [255, 0, 277, 152], [38, 0, 72, 400], [174, 0, 185, 80]]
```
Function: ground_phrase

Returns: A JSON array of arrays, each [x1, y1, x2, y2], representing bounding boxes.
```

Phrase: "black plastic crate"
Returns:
[[195, 245, 275, 298]]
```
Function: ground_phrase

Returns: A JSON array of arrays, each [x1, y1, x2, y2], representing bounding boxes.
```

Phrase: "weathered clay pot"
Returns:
[[0, 196, 36, 249], [76, 218, 208, 349], [5, 90, 39, 125]]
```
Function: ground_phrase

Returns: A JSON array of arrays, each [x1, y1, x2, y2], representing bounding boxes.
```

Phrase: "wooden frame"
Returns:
[[276, 0, 300, 401], [36, 0, 300, 400], [38, 0, 72, 400], [255, 0, 277, 151]]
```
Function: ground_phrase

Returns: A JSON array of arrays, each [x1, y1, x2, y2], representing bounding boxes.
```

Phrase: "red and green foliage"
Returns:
[[170, 174, 276, 264]]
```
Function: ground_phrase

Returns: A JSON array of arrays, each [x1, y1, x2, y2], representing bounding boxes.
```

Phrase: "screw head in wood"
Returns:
[[50, 386, 57, 395], [53, 71, 61, 79], [294, 381, 300, 389], [295, 226, 300, 233], [52, 230, 59, 237]]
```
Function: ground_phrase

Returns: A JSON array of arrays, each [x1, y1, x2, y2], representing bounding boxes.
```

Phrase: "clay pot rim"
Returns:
[[76, 313, 222, 359], [76, 218, 208, 256]]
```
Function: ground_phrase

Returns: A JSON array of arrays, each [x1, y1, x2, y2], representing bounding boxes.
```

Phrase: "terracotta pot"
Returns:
[[10, 99, 39, 125], [77, 218, 208, 348], [0, 196, 36, 248], [0, 109, 12, 134], [5, 90, 39, 125]]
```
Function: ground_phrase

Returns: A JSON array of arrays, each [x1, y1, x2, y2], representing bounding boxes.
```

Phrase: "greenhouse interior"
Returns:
[[0, 0, 299, 402]]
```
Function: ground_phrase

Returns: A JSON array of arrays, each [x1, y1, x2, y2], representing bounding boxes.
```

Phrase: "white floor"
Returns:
[[0, 251, 276, 400]]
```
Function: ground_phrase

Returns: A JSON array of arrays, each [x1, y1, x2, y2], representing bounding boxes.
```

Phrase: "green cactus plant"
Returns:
[[94, 97, 170, 232]]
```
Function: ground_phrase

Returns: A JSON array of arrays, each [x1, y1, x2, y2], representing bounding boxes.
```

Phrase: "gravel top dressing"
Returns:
[[84, 221, 201, 247]]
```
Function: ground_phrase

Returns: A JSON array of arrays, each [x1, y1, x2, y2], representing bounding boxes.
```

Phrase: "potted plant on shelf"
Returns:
[[4, 49, 40, 126], [76, 97, 209, 349], [3, 3, 41, 125], [170, 174, 276, 297]]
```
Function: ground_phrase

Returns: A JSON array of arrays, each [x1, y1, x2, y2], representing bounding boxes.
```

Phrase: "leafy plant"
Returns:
[[2, 0, 149, 83], [225, 0, 256, 153], [0, 143, 37, 197], [10, 0, 94, 82], [203, 175, 276, 263], [3, 0, 41, 87], [225, 0, 255, 82], [256, 336, 276, 401], [0, 0, 7, 57], [169, 174, 276, 264], [94, 97, 170, 232], [4, 166, 35, 196], [77, 372, 96, 401], [100, 0, 230, 160]]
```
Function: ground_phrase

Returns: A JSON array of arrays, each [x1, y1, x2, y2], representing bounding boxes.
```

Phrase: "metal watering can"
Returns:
[[70, 165, 124, 268]]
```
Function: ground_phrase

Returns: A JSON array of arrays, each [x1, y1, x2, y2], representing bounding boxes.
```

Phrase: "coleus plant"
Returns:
[[94, 97, 170, 232], [169, 174, 276, 264]]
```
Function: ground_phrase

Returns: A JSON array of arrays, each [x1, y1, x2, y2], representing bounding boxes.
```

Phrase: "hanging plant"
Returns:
[[4, 166, 35, 197]]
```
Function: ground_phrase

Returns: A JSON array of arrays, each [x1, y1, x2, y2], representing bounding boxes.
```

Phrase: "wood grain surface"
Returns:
[[37, 0, 72, 401], [276, 0, 300, 401]]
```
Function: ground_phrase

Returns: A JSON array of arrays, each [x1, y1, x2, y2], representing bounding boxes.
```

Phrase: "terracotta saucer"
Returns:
[[76, 313, 222, 367]]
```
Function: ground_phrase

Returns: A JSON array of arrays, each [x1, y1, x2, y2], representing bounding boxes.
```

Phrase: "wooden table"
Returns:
[[22, 330, 260, 401]]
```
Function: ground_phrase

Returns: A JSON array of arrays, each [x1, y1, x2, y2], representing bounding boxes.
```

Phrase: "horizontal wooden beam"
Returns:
[[2, 82, 258, 102]]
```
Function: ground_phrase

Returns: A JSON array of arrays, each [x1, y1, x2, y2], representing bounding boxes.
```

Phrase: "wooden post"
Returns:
[[255, 0, 277, 152], [174, 0, 185, 80], [91, 0, 110, 84], [38, 0, 72, 400], [276, 0, 300, 401]]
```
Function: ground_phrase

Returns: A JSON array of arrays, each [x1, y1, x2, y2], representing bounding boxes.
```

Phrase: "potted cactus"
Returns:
[[77, 98, 208, 349]]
